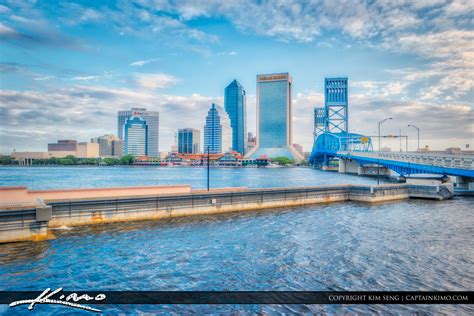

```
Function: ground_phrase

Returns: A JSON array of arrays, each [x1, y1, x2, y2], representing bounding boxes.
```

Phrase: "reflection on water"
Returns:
[[0, 241, 51, 265], [1, 197, 473, 314]]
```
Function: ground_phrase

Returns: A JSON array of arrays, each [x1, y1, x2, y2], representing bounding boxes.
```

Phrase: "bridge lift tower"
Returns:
[[324, 77, 348, 134], [313, 107, 327, 141]]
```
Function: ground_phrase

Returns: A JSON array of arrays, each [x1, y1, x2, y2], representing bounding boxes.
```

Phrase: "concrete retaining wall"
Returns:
[[0, 184, 453, 243]]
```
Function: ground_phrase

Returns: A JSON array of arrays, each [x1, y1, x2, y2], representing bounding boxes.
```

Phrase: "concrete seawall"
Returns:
[[0, 183, 453, 243]]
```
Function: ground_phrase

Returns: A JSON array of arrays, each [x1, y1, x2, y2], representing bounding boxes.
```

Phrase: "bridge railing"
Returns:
[[338, 151, 474, 170]]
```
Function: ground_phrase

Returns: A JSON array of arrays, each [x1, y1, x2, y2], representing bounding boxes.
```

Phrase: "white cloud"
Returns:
[[0, 22, 17, 36], [129, 58, 160, 67], [217, 51, 238, 56], [72, 75, 101, 81], [33, 75, 55, 81], [134, 73, 179, 90]]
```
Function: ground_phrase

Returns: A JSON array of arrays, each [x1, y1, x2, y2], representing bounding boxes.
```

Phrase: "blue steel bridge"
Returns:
[[309, 132, 474, 178], [309, 77, 474, 180]]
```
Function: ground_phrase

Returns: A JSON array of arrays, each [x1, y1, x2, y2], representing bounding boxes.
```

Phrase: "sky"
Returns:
[[0, 0, 473, 154]]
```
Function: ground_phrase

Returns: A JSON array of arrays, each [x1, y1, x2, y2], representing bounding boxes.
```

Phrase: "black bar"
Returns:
[[1, 291, 472, 305]]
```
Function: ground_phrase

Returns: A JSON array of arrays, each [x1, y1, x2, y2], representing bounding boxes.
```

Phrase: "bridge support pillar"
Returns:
[[358, 165, 391, 177], [455, 176, 474, 190], [338, 159, 359, 174]]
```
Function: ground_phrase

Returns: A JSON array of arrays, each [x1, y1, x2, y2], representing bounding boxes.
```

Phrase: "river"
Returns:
[[0, 166, 472, 314]]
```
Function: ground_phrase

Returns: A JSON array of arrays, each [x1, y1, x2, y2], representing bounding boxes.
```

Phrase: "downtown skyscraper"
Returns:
[[224, 79, 247, 155], [246, 73, 303, 161], [204, 103, 232, 154], [117, 108, 159, 157], [178, 128, 201, 154]]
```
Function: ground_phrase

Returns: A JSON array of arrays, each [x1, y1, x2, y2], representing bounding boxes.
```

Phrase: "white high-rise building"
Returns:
[[123, 116, 148, 156], [118, 108, 159, 157]]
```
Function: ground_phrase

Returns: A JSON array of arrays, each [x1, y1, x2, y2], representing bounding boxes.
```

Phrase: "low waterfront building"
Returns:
[[11, 151, 53, 165], [204, 103, 232, 154], [47, 140, 78, 157], [76, 142, 100, 158]]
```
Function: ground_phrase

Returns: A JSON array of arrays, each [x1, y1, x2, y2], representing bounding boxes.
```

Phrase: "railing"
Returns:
[[338, 151, 474, 170]]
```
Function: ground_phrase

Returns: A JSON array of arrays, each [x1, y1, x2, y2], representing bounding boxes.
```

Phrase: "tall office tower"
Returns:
[[224, 79, 246, 154], [324, 77, 348, 133], [178, 128, 201, 154], [118, 108, 159, 157], [245, 73, 303, 161], [204, 103, 232, 154], [123, 116, 148, 156]]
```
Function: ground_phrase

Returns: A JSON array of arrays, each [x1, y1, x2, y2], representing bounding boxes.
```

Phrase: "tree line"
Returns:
[[0, 155, 135, 166]]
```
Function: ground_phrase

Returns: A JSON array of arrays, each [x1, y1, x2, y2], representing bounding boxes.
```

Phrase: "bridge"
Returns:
[[309, 132, 474, 185], [309, 77, 474, 186]]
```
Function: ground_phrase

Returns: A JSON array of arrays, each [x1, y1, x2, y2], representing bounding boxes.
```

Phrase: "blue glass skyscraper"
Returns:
[[204, 103, 232, 154], [246, 73, 303, 161], [178, 128, 201, 154], [224, 79, 246, 155]]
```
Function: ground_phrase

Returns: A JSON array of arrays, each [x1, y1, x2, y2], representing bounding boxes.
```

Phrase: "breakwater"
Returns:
[[0, 183, 453, 243]]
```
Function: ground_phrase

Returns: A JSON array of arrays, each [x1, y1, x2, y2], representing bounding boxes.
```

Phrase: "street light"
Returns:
[[408, 124, 420, 152], [377, 117, 393, 185], [378, 118, 393, 151]]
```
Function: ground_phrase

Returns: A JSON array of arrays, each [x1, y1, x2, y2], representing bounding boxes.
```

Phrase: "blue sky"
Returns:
[[0, 0, 473, 154]]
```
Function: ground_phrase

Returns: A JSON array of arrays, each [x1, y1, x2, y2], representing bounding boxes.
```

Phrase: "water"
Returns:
[[0, 166, 378, 190], [0, 167, 473, 314]]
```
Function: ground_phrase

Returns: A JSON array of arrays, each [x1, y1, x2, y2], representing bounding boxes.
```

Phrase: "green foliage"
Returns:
[[0, 156, 13, 165], [119, 155, 134, 165], [59, 158, 74, 165], [271, 156, 296, 165], [103, 157, 120, 165]]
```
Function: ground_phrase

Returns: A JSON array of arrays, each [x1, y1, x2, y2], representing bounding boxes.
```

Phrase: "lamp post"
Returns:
[[408, 124, 420, 152], [378, 118, 393, 151], [377, 117, 393, 185]]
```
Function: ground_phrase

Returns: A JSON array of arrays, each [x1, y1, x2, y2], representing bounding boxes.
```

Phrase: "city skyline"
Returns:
[[0, 1, 472, 154]]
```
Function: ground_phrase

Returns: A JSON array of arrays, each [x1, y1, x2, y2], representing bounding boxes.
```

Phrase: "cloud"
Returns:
[[217, 51, 238, 56], [134, 73, 179, 90], [33, 75, 55, 81], [72, 75, 101, 81], [0, 17, 86, 50], [0, 86, 220, 154], [129, 58, 160, 67]]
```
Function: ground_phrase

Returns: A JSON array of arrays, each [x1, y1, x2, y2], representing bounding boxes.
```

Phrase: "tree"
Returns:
[[59, 158, 74, 165], [0, 156, 12, 165], [103, 157, 119, 166], [271, 156, 295, 165], [119, 155, 134, 165]]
